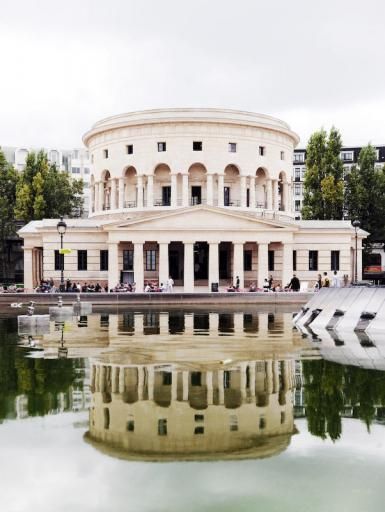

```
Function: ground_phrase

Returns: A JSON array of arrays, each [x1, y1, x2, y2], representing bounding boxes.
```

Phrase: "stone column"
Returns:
[[239, 362, 247, 401], [206, 371, 213, 405], [218, 174, 224, 207], [273, 179, 279, 211], [257, 243, 269, 288], [158, 243, 169, 287], [147, 174, 154, 208], [182, 174, 189, 207], [266, 360, 273, 394], [357, 246, 363, 281], [217, 370, 225, 405], [118, 177, 124, 209], [281, 243, 293, 289], [89, 184, 94, 213], [208, 242, 219, 290], [249, 176, 256, 208], [108, 242, 119, 290], [249, 362, 256, 398], [94, 183, 99, 212], [171, 173, 178, 207], [266, 179, 272, 210], [233, 242, 244, 289], [98, 181, 104, 211], [110, 178, 117, 210], [288, 183, 293, 212], [272, 360, 279, 394], [134, 242, 144, 292], [159, 313, 169, 335], [182, 371, 189, 401], [137, 175, 143, 208], [258, 313, 268, 338], [282, 182, 288, 212], [148, 366, 155, 401], [134, 313, 144, 334], [234, 312, 244, 336], [240, 176, 247, 207], [206, 174, 214, 206], [24, 248, 33, 290], [184, 242, 194, 292], [209, 312, 219, 336], [171, 370, 178, 401], [137, 366, 145, 400], [118, 367, 125, 394]]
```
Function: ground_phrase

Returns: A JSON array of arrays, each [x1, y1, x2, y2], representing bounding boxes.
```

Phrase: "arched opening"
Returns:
[[224, 165, 240, 206], [90, 175, 95, 213], [188, 163, 207, 205], [123, 166, 138, 208], [154, 164, 171, 206], [255, 167, 269, 208]]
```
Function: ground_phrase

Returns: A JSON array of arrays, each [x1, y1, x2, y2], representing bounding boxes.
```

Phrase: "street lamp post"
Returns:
[[352, 219, 361, 284], [56, 216, 67, 292]]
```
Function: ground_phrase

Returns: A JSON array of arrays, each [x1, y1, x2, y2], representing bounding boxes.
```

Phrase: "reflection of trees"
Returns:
[[0, 319, 86, 421], [303, 360, 385, 441]]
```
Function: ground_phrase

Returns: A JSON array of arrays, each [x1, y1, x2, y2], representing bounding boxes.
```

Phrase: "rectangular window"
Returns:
[[194, 414, 204, 422], [54, 250, 64, 271], [193, 141, 202, 151], [123, 249, 134, 271], [280, 151, 285, 160], [224, 370, 231, 389], [244, 250, 252, 271], [162, 372, 172, 385], [295, 200, 301, 211], [145, 250, 156, 271], [309, 250, 318, 271], [228, 142, 237, 153], [71, 167, 80, 174], [259, 146, 265, 156], [126, 144, 133, 154], [268, 250, 275, 271], [340, 151, 353, 161], [294, 184, 301, 195], [157, 142, 166, 152], [293, 152, 305, 163], [229, 415, 238, 432], [293, 250, 297, 271], [100, 250, 108, 271], [295, 168, 301, 181], [126, 420, 135, 432], [103, 149, 108, 158], [259, 416, 266, 429], [77, 250, 87, 271], [84, 167, 90, 174], [194, 426, 204, 434], [158, 419, 167, 436], [331, 250, 340, 271]]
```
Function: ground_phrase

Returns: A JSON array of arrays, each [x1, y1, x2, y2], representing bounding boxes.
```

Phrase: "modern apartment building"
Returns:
[[1, 145, 91, 216], [292, 145, 385, 220]]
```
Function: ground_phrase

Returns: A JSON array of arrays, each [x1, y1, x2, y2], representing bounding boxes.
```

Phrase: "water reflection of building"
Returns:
[[85, 358, 297, 461]]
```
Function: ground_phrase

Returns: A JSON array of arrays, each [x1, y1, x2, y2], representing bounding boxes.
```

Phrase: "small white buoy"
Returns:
[[10, 303, 23, 308]]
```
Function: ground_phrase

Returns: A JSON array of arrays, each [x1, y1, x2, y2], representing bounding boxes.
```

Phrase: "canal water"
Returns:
[[1, 306, 385, 511]]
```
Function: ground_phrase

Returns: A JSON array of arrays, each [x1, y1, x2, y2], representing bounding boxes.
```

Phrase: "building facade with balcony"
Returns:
[[19, 109, 366, 291]]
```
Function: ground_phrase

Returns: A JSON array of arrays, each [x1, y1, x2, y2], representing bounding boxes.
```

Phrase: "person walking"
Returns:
[[235, 276, 240, 290], [167, 276, 174, 292], [331, 271, 341, 288], [322, 272, 330, 287], [288, 274, 300, 291], [268, 274, 273, 289]]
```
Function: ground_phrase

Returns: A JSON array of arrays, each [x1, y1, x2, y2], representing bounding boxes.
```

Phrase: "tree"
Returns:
[[344, 144, 385, 244], [302, 127, 344, 220], [0, 151, 18, 278], [15, 150, 84, 222]]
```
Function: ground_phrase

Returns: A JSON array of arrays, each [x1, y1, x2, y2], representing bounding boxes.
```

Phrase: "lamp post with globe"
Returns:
[[352, 219, 361, 284], [56, 216, 67, 292]]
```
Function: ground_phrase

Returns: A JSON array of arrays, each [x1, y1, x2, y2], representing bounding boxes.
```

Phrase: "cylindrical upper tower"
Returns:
[[83, 108, 299, 217]]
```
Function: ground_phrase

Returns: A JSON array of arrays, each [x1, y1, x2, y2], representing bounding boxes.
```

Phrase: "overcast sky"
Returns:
[[1, 0, 385, 149]]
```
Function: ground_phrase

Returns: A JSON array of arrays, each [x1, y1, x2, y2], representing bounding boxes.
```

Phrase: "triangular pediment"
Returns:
[[103, 206, 297, 232]]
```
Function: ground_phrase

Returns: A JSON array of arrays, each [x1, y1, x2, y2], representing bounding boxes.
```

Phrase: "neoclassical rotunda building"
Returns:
[[19, 109, 366, 291]]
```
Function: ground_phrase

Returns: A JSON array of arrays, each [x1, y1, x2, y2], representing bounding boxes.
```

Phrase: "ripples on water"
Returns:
[[1, 306, 385, 511]]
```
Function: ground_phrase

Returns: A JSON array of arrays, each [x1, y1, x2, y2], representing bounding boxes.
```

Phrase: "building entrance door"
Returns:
[[224, 187, 230, 206], [191, 186, 202, 205], [121, 270, 134, 284], [162, 186, 171, 206], [194, 242, 208, 280]]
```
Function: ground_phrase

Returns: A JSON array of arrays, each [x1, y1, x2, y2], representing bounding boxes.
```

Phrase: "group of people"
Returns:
[[314, 271, 347, 290], [144, 276, 174, 293], [35, 279, 108, 293]]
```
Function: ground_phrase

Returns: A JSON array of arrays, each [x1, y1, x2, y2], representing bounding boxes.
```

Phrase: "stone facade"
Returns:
[[18, 109, 367, 291]]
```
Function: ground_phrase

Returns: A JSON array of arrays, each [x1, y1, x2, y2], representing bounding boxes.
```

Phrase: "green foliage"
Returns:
[[0, 151, 18, 277], [15, 150, 84, 222], [303, 359, 385, 440], [302, 127, 344, 220], [344, 144, 385, 243]]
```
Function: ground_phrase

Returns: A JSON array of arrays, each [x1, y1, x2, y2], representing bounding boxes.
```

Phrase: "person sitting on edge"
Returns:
[[160, 282, 167, 292], [275, 283, 282, 292], [268, 274, 273, 289], [167, 276, 174, 292], [322, 272, 330, 287], [288, 274, 300, 291], [263, 278, 270, 292], [249, 282, 256, 292], [144, 283, 152, 292], [227, 284, 235, 292]]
